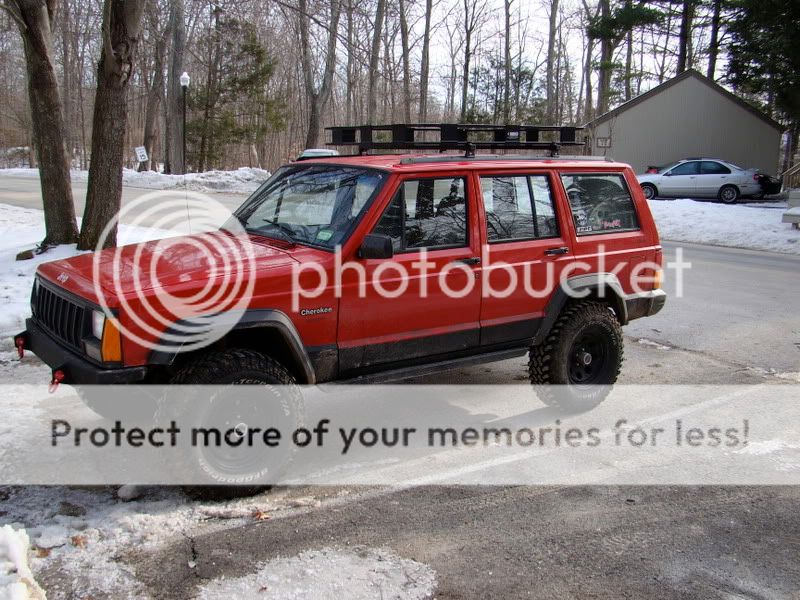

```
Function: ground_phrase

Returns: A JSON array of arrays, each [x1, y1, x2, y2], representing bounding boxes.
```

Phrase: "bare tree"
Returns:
[[366, 0, 386, 124], [502, 0, 511, 122], [299, 0, 341, 145], [459, 0, 487, 122], [164, 0, 185, 173], [78, 0, 145, 249], [398, 0, 412, 122], [2, 0, 79, 246], [139, 0, 168, 172], [545, 0, 559, 123], [418, 0, 432, 121]]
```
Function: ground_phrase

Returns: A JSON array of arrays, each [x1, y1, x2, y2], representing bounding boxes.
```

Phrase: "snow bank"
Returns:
[[0, 167, 270, 194], [196, 547, 436, 600], [648, 198, 800, 255], [0, 525, 46, 600]]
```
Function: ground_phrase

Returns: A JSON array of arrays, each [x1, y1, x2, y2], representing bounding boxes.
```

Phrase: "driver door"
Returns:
[[337, 174, 482, 374], [661, 161, 699, 196]]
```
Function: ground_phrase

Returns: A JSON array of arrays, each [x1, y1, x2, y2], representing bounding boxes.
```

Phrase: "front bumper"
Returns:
[[17, 318, 148, 384], [624, 289, 667, 321]]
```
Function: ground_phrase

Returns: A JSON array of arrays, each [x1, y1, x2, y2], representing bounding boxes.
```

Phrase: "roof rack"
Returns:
[[398, 154, 612, 165], [325, 123, 585, 158]]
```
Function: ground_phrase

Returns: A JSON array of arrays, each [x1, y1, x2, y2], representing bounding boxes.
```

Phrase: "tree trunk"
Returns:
[[460, 0, 473, 122], [502, 0, 512, 123], [545, 0, 559, 123], [677, 0, 694, 74], [78, 0, 145, 250], [139, 10, 167, 172], [164, 0, 184, 174], [10, 0, 78, 246], [706, 0, 720, 80], [398, 0, 412, 123], [366, 0, 386, 124], [418, 0, 432, 121], [299, 0, 340, 147]]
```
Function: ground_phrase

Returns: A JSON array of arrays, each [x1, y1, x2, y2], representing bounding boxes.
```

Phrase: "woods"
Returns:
[[0, 0, 796, 248]]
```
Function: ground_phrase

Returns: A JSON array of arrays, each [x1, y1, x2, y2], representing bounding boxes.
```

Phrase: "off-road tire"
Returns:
[[640, 183, 657, 200], [158, 349, 303, 501], [718, 184, 739, 204], [528, 301, 623, 411]]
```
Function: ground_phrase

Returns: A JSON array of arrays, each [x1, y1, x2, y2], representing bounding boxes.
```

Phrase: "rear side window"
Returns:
[[480, 175, 559, 242], [560, 173, 640, 236], [701, 161, 731, 175], [372, 177, 468, 252]]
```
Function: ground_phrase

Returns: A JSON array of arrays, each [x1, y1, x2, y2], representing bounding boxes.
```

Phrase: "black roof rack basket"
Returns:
[[326, 123, 585, 157]]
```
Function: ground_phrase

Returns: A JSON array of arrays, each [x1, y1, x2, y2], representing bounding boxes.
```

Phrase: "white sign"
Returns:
[[134, 146, 149, 163], [596, 137, 612, 149]]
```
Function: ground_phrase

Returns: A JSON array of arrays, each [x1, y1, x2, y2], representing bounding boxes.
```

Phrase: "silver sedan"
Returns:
[[637, 158, 761, 204]]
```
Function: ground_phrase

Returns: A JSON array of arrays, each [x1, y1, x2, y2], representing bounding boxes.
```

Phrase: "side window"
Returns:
[[560, 173, 640, 236], [668, 161, 700, 176], [701, 161, 731, 175], [480, 175, 559, 242], [373, 177, 468, 252]]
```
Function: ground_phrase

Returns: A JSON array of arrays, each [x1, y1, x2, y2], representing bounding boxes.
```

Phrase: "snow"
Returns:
[[0, 525, 46, 600], [0, 167, 270, 194], [196, 547, 436, 600], [648, 198, 800, 255], [0, 485, 337, 600]]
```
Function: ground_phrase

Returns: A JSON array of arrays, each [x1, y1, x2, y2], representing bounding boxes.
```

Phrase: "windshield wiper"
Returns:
[[247, 218, 297, 247]]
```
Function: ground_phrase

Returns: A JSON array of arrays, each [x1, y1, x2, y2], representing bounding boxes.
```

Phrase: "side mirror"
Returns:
[[359, 233, 394, 259]]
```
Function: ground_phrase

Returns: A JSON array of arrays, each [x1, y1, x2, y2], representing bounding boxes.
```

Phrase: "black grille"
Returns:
[[32, 281, 87, 350]]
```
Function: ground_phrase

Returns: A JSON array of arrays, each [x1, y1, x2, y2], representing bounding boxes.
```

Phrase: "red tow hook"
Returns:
[[15, 336, 25, 359], [49, 369, 65, 394]]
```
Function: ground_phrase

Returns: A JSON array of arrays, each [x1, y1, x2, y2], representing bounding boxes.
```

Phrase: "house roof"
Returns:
[[586, 69, 784, 132]]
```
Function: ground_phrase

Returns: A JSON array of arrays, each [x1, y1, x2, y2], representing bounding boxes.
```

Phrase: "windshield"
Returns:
[[233, 165, 386, 249]]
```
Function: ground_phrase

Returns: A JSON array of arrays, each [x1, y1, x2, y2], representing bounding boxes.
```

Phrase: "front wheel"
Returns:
[[160, 349, 304, 500], [640, 183, 657, 200], [528, 301, 623, 411], [718, 184, 739, 204]]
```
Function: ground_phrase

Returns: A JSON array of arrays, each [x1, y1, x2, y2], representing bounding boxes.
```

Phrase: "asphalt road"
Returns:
[[2, 175, 799, 599]]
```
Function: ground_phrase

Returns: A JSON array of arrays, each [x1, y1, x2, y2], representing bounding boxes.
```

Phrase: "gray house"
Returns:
[[585, 70, 783, 175]]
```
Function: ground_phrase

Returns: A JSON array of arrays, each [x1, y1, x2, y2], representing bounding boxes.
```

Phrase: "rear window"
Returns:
[[560, 173, 640, 236], [480, 174, 559, 242]]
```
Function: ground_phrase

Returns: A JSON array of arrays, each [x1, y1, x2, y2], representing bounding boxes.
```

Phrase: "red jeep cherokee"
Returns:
[[16, 125, 665, 407]]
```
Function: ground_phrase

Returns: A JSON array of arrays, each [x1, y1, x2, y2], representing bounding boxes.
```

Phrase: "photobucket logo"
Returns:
[[292, 244, 689, 309], [91, 191, 257, 354]]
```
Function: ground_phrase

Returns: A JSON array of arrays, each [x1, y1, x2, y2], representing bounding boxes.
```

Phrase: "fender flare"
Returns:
[[148, 309, 316, 384], [532, 273, 628, 345]]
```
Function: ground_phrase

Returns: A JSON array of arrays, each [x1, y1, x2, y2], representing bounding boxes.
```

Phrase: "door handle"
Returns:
[[544, 247, 569, 256], [455, 257, 481, 265]]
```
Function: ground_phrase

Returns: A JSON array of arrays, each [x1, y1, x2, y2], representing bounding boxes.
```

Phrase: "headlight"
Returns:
[[92, 310, 106, 339]]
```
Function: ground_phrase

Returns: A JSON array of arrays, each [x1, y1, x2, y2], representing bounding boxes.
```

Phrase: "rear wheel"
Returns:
[[718, 184, 739, 204], [159, 349, 303, 500], [528, 301, 623, 411], [640, 183, 657, 200]]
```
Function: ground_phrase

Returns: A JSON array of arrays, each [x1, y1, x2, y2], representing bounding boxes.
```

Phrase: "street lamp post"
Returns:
[[179, 72, 190, 174]]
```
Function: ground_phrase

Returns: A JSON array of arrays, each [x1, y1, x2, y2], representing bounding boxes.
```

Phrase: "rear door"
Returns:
[[477, 171, 574, 346], [661, 161, 699, 196], [698, 160, 732, 196]]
